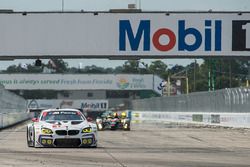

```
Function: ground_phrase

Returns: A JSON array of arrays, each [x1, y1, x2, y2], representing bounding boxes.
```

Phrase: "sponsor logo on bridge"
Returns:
[[119, 19, 250, 53], [119, 20, 222, 52]]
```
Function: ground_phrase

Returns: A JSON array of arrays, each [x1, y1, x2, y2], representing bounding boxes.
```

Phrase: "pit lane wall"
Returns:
[[0, 85, 29, 129], [131, 88, 250, 128]]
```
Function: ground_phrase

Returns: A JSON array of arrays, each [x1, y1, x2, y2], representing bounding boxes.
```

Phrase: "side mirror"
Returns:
[[32, 118, 39, 122], [87, 117, 93, 122]]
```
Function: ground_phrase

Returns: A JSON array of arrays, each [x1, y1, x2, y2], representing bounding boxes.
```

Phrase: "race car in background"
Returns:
[[96, 111, 131, 131], [27, 108, 98, 148]]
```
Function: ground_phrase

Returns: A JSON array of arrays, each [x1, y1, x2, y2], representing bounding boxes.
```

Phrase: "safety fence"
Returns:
[[131, 88, 250, 128], [132, 88, 250, 113], [0, 85, 29, 129]]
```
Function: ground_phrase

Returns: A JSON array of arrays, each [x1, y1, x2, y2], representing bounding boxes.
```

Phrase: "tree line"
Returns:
[[2, 58, 250, 93]]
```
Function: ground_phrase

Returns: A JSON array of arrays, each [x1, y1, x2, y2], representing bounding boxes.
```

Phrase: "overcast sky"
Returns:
[[1, 0, 250, 12], [0, 0, 249, 70]]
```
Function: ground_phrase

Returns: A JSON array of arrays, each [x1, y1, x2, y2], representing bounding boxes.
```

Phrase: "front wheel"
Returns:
[[97, 123, 103, 131], [123, 123, 131, 131], [27, 127, 34, 147], [90, 144, 97, 148]]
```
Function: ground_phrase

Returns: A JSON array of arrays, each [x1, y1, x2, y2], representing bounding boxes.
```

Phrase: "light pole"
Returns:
[[135, 0, 141, 9], [186, 69, 189, 94], [167, 76, 170, 96], [229, 59, 232, 88], [208, 58, 216, 91], [62, 0, 64, 12], [193, 59, 196, 92], [247, 60, 250, 87]]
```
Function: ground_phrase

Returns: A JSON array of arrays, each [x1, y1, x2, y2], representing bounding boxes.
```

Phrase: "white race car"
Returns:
[[27, 108, 98, 148]]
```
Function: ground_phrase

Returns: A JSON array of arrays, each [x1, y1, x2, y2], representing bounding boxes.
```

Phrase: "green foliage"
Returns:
[[149, 60, 168, 77], [188, 59, 249, 92], [50, 59, 68, 73], [5, 64, 44, 73], [122, 60, 139, 73], [2, 58, 249, 98]]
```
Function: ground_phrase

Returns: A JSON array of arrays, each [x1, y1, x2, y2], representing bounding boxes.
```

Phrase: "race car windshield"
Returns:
[[41, 111, 85, 121]]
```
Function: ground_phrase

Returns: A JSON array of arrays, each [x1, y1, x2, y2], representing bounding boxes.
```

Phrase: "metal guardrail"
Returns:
[[132, 88, 250, 113]]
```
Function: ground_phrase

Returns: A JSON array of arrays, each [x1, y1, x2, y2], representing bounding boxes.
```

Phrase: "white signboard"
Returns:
[[27, 99, 108, 111], [0, 12, 249, 57], [0, 74, 162, 94]]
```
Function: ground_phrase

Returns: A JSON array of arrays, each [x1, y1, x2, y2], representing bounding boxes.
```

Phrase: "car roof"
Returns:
[[41, 108, 81, 113]]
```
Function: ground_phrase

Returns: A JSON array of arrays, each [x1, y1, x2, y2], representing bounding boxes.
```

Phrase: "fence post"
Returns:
[[0, 113, 3, 128]]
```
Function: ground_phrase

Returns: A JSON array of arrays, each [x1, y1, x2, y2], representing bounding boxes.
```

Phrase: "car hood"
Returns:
[[40, 120, 89, 130]]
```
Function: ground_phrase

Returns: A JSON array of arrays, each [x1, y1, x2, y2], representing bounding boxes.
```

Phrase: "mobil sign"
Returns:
[[118, 12, 250, 56], [119, 20, 222, 52], [0, 12, 249, 58]]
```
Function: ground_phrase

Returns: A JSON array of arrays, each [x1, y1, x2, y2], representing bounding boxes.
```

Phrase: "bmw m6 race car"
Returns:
[[27, 108, 98, 148]]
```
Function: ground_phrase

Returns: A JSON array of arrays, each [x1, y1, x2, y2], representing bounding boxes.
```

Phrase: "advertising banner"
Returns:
[[0, 74, 161, 93], [27, 99, 109, 111], [0, 12, 249, 58]]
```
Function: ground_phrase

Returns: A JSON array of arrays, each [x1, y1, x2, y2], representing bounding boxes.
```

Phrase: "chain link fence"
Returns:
[[132, 88, 250, 113], [0, 85, 29, 129]]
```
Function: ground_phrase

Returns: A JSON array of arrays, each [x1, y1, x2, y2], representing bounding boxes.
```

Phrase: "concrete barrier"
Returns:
[[0, 85, 29, 129], [0, 112, 30, 129], [131, 111, 250, 128]]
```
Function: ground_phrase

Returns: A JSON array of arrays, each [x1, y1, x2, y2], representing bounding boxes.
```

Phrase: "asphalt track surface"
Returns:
[[1, 122, 250, 167]]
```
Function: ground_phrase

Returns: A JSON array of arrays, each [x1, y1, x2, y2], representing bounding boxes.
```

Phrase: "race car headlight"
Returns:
[[41, 128, 53, 134], [82, 127, 92, 133]]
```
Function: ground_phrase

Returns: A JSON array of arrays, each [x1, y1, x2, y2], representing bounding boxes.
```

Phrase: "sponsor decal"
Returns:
[[157, 80, 167, 90], [211, 114, 220, 124], [192, 114, 203, 122], [28, 99, 39, 109], [117, 78, 129, 89], [80, 102, 108, 111], [133, 113, 140, 117], [232, 20, 250, 51]]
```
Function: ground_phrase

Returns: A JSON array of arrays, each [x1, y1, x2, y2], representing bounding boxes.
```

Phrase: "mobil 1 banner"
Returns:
[[27, 99, 108, 111], [119, 13, 250, 57], [0, 12, 250, 57]]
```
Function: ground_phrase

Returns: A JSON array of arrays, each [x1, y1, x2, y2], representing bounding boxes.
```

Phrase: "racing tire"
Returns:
[[33, 128, 39, 148], [90, 144, 97, 148], [97, 126, 103, 131], [27, 127, 34, 147], [96, 123, 103, 131], [110, 127, 117, 130], [123, 123, 131, 131]]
